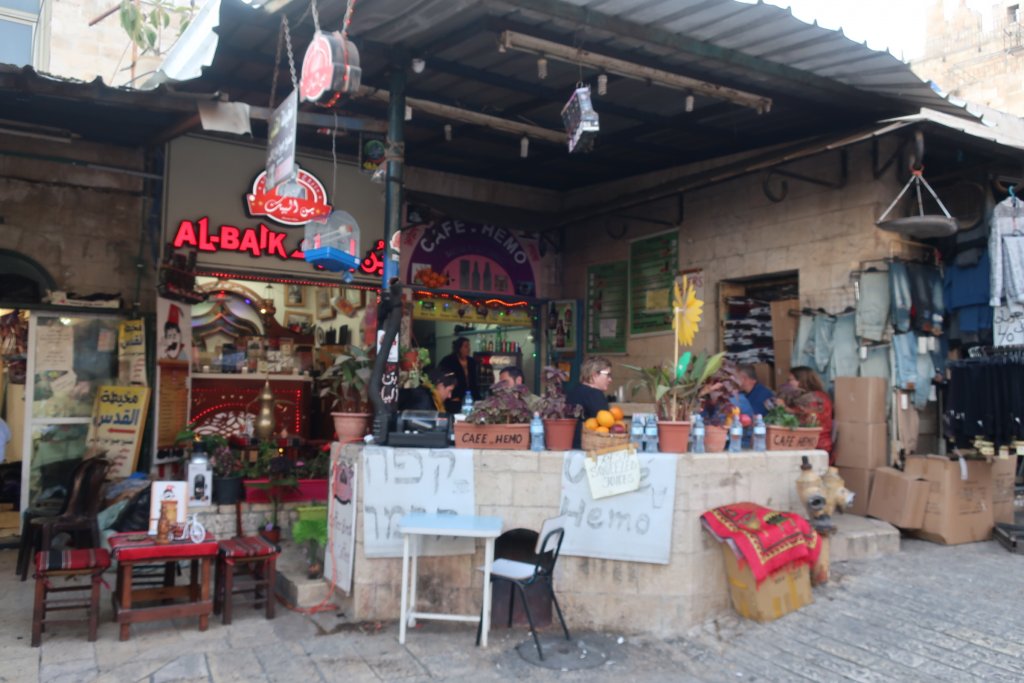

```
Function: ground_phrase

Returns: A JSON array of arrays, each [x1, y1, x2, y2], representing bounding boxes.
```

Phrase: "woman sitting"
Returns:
[[783, 366, 834, 460], [398, 368, 458, 413]]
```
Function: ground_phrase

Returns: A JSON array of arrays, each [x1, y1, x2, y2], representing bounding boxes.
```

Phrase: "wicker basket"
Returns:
[[581, 430, 630, 452]]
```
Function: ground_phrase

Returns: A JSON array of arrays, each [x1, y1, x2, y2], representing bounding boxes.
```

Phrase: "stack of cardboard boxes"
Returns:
[[770, 300, 799, 390], [833, 376, 889, 516]]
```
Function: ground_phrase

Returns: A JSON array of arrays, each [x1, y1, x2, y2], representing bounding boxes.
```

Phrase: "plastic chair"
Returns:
[[20, 457, 111, 581], [476, 516, 571, 660]]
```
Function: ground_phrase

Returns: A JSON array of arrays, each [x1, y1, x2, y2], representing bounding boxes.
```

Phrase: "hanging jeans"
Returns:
[[892, 332, 918, 390], [859, 344, 892, 414], [856, 270, 890, 342], [812, 315, 835, 378], [906, 263, 944, 335], [889, 261, 913, 334], [792, 314, 815, 369], [830, 313, 859, 382]]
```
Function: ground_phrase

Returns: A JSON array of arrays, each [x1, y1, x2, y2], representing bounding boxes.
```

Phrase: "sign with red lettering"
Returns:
[[300, 32, 362, 106], [172, 217, 305, 261], [360, 239, 385, 276], [245, 167, 331, 226]]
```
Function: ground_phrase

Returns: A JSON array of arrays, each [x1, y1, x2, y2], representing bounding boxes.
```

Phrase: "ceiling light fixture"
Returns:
[[411, 57, 426, 74], [499, 30, 772, 114], [597, 73, 608, 96], [444, 124, 452, 141], [537, 57, 548, 80], [520, 136, 529, 158], [685, 94, 695, 112]]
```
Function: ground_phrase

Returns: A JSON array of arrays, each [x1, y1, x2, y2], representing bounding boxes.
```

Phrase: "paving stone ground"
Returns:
[[2, 537, 1023, 682]]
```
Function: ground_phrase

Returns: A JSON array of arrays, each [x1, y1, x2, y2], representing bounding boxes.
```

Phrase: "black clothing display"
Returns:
[[945, 354, 1024, 448]]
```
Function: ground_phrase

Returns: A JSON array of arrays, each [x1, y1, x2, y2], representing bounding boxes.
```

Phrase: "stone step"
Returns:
[[829, 513, 900, 563], [274, 541, 353, 613]]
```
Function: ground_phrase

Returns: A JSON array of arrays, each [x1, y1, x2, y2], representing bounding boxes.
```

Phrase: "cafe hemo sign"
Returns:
[[171, 166, 379, 275]]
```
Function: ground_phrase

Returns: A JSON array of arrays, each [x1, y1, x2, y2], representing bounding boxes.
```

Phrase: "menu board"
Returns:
[[586, 261, 628, 354], [86, 385, 151, 479], [629, 232, 678, 336]]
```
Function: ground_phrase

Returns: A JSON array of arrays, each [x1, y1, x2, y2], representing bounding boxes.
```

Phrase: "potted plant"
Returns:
[[320, 345, 374, 443], [244, 442, 330, 503], [625, 351, 726, 453], [538, 366, 582, 451], [455, 382, 532, 449], [176, 425, 245, 505], [698, 360, 746, 452], [291, 502, 328, 579], [246, 444, 298, 544], [763, 388, 823, 451]]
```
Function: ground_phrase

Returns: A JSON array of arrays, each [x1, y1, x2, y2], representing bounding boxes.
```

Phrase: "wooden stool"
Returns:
[[32, 548, 111, 647], [214, 536, 279, 624]]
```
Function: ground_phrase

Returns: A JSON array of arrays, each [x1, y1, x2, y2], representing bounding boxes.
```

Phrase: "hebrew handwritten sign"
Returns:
[[584, 445, 640, 499], [560, 450, 676, 564], [994, 302, 1022, 347], [326, 442, 358, 593], [86, 385, 151, 479], [361, 446, 475, 558]]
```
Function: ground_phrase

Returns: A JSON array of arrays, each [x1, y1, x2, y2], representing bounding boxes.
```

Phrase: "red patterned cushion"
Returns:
[[36, 548, 111, 574], [219, 536, 278, 558], [108, 532, 219, 562]]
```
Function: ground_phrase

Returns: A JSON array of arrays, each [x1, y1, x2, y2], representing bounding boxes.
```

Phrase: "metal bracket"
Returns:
[[762, 149, 848, 203], [872, 136, 911, 180]]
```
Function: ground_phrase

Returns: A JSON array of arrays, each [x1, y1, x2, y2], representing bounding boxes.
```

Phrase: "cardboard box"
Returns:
[[833, 421, 888, 470], [907, 455, 994, 545], [867, 467, 929, 529], [837, 466, 875, 516], [718, 544, 812, 622], [752, 362, 773, 390], [770, 300, 799, 343], [772, 340, 792, 390], [833, 376, 887, 424], [992, 456, 1019, 525]]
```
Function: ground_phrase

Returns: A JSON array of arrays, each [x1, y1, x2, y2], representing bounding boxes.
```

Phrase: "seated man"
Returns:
[[497, 366, 543, 411], [738, 364, 775, 417]]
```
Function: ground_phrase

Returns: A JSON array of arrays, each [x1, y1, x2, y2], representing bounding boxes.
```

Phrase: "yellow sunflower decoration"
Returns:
[[673, 275, 703, 347]]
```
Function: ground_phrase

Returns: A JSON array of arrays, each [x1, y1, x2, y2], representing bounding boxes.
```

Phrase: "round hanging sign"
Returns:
[[300, 31, 362, 106]]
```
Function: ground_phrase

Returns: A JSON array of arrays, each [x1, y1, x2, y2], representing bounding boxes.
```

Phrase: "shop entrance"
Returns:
[[718, 272, 799, 390]]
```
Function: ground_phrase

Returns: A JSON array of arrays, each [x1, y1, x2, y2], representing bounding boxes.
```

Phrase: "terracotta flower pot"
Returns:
[[543, 418, 577, 451], [704, 425, 729, 452], [332, 411, 372, 443], [212, 476, 244, 505], [657, 421, 691, 454], [766, 425, 822, 451]]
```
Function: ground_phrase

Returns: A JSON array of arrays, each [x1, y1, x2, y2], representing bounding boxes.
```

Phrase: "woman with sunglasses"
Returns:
[[566, 356, 613, 448]]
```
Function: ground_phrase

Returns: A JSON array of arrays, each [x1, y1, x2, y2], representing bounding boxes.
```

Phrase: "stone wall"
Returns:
[[342, 445, 827, 637], [0, 134, 152, 307]]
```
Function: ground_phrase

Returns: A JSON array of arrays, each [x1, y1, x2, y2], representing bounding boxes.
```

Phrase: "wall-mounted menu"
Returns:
[[629, 232, 678, 336], [586, 261, 628, 354]]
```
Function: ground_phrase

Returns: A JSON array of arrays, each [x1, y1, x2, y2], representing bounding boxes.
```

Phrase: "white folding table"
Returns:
[[397, 513, 503, 646]]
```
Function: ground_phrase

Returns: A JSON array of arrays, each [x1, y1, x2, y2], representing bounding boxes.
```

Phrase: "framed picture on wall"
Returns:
[[316, 287, 336, 321], [285, 311, 313, 327], [336, 287, 367, 316], [286, 284, 305, 308]]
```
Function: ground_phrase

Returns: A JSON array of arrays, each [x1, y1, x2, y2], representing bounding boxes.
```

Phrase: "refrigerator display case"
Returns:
[[474, 351, 522, 397]]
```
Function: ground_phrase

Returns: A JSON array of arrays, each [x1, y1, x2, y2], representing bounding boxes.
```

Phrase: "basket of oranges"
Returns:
[[581, 406, 630, 451], [414, 267, 449, 289]]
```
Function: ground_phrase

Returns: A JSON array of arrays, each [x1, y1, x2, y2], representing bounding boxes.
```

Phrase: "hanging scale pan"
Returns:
[[876, 167, 959, 238]]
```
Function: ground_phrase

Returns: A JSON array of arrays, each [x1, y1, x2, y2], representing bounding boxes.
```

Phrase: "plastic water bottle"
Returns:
[[729, 416, 743, 452], [462, 391, 474, 417], [752, 414, 767, 452], [530, 412, 545, 451], [644, 417, 659, 453], [630, 417, 644, 447], [691, 414, 705, 453]]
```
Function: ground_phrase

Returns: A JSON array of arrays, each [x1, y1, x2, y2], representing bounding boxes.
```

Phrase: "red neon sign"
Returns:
[[173, 217, 305, 261], [245, 168, 331, 226], [359, 239, 385, 275]]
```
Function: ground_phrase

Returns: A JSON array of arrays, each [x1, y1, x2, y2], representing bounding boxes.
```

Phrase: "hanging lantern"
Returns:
[[561, 85, 599, 154], [300, 31, 362, 106], [303, 210, 362, 272]]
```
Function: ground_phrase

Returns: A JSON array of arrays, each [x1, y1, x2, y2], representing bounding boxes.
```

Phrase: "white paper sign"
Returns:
[[584, 446, 640, 499], [36, 324, 73, 372], [560, 450, 677, 564], [599, 318, 617, 339], [994, 301, 1023, 347], [361, 446, 475, 558], [326, 442, 357, 593]]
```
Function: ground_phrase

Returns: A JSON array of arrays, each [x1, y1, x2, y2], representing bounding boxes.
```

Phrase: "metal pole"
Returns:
[[382, 61, 406, 288]]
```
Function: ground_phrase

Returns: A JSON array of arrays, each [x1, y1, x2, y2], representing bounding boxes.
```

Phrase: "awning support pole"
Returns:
[[382, 59, 406, 288]]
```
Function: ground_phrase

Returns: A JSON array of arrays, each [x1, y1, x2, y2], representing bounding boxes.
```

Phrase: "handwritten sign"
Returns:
[[86, 385, 151, 479], [36, 324, 73, 373], [994, 302, 1022, 347], [118, 319, 147, 386], [326, 442, 357, 593], [560, 450, 677, 564], [361, 446, 475, 558], [584, 445, 641, 499]]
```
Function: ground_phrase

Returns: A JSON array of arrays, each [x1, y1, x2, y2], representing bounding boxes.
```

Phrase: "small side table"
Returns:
[[397, 514, 503, 647], [108, 531, 220, 641]]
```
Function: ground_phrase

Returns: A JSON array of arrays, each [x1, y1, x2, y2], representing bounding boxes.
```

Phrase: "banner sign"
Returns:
[[265, 90, 298, 193], [326, 442, 358, 593], [361, 446, 475, 558], [559, 450, 677, 564], [87, 385, 151, 480], [117, 319, 147, 386]]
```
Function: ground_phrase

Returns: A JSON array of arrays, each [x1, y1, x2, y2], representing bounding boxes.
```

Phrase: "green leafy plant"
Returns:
[[538, 366, 582, 420], [699, 360, 746, 427], [175, 424, 242, 478], [119, 0, 197, 56], [625, 351, 726, 421], [764, 404, 800, 428], [399, 347, 431, 389], [246, 444, 298, 532], [467, 382, 533, 424], [320, 346, 373, 413], [768, 387, 824, 428]]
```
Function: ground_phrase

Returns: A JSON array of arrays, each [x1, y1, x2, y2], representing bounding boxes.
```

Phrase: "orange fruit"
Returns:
[[584, 418, 599, 431], [610, 406, 624, 421], [596, 410, 615, 428], [595, 426, 610, 434]]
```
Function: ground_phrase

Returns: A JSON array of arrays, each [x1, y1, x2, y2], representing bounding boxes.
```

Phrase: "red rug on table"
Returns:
[[700, 502, 821, 585]]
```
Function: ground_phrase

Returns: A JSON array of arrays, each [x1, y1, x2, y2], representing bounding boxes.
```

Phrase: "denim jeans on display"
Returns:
[[914, 350, 935, 410], [812, 315, 836, 378], [892, 332, 918, 390], [859, 344, 892, 414], [856, 270, 890, 342], [829, 313, 859, 382], [906, 263, 944, 335], [793, 314, 815, 368], [889, 261, 913, 334]]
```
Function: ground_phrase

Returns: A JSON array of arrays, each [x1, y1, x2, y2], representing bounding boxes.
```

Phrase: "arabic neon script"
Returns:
[[173, 217, 306, 261]]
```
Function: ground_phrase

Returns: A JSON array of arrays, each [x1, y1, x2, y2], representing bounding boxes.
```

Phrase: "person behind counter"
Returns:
[[785, 366, 834, 460], [738, 364, 775, 416], [566, 356, 612, 448], [498, 366, 542, 411], [438, 336, 479, 413], [398, 368, 458, 413]]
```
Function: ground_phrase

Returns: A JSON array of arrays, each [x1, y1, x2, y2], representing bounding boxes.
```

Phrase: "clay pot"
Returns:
[[332, 412, 372, 443], [543, 419, 577, 451], [704, 425, 729, 452], [656, 421, 691, 454]]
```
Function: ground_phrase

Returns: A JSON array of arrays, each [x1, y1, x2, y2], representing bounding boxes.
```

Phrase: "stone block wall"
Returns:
[[342, 445, 826, 637]]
